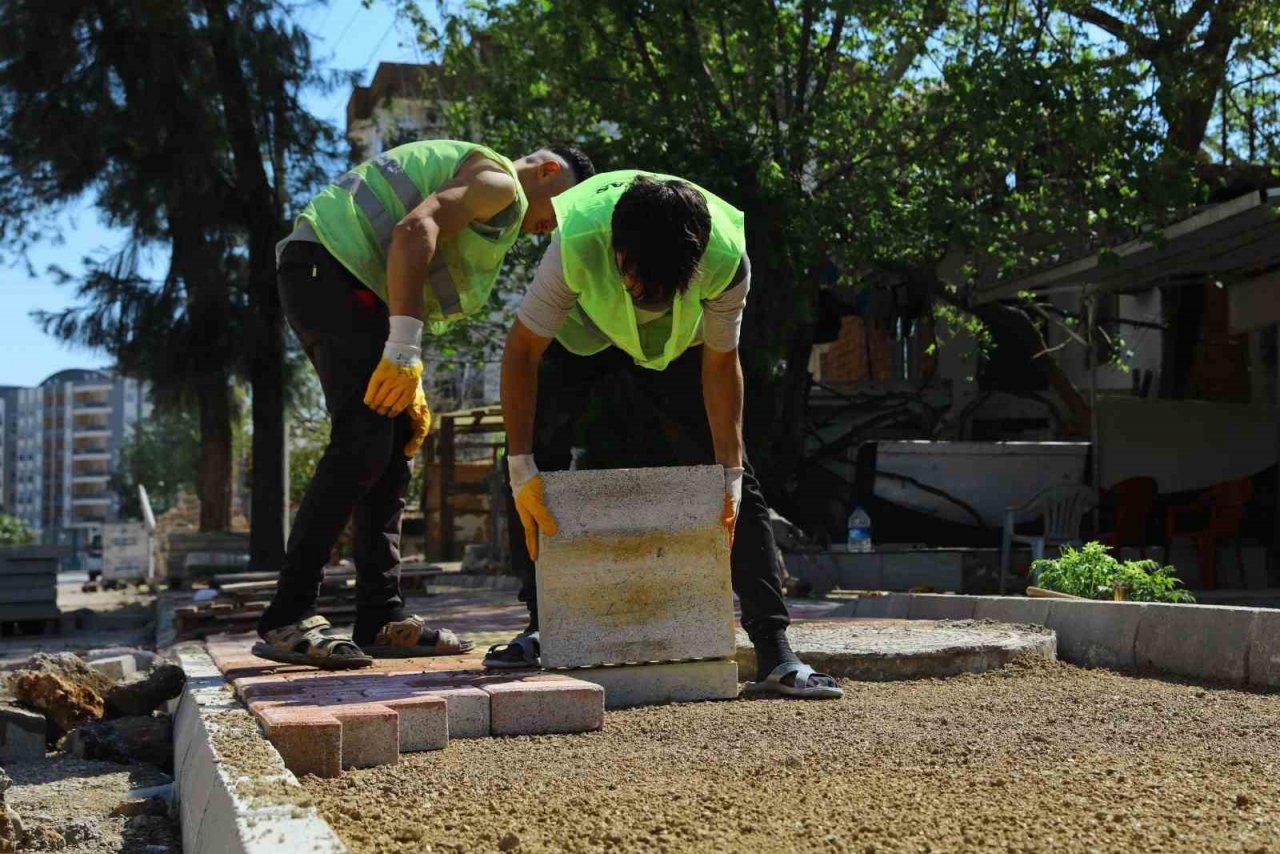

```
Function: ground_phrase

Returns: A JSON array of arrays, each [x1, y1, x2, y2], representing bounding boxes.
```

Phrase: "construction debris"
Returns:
[[63, 715, 173, 770], [104, 664, 185, 719], [8, 669, 105, 739]]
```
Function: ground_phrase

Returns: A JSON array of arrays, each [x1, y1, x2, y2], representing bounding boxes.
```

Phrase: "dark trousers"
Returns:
[[259, 242, 409, 643], [504, 341, 791, 640]]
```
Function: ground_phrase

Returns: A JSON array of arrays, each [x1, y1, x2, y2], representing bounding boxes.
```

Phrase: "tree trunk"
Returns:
[[248, 261, 286, 567], [196, 376, 233, 531], [201, 0, 287, 568]]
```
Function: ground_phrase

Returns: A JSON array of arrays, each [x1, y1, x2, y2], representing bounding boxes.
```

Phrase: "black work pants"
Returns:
[[259, 241, 410, 643], [504, 341, 791, 640]]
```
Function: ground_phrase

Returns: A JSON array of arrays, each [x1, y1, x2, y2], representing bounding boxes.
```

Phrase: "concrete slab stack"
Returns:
[[536, 466, 740, 708]]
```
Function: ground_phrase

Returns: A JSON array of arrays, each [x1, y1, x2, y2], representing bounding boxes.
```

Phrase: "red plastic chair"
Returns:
[[1098, 477, 1158, 558], [1164, 479, 1253, 590]]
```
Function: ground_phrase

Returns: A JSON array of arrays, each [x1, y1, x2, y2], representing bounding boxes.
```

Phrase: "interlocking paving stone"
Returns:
[[209, 633, 602, 774]]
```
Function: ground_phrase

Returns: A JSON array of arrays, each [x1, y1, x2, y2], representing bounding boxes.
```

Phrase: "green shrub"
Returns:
[[0, 514, 35, 546], [1032, 541, 1194, 603]]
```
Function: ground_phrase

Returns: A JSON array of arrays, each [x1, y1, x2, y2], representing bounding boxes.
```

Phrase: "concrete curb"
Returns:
[[834, 593, 1277, 689], [169, 643, 347, 854]]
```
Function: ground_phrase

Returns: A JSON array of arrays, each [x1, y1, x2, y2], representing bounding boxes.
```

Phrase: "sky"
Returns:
[[0, 1, 428, 387]]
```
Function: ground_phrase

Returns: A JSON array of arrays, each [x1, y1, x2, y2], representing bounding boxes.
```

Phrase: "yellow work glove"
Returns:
[[723, 467, 744, 550], [363, 315, 423, 417], [509, 454, 558, 561], [403, 385, 432, 458]]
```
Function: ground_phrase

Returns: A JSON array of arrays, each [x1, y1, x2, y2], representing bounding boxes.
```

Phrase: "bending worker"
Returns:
[[485, 170, 842, 699], [255, 139, 595, 669]]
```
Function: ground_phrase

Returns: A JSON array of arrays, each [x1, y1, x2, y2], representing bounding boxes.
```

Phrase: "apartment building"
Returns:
[[0, 371, 149, 544]]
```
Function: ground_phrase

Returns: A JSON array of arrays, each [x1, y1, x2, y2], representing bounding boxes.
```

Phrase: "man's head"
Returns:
[[516, 146, 596, 234], [611, 177, 711, 306]]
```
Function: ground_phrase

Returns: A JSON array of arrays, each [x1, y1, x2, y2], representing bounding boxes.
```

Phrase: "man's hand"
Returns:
[[403, 385, 432, 458], [364, 315, 423, 417], [508, 454, 558, 560], [723, 467, 744, 549]]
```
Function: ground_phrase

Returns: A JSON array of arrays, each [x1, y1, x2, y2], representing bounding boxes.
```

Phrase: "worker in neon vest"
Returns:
[[255, 140, 596, 669], [487, 171, 842, 698]]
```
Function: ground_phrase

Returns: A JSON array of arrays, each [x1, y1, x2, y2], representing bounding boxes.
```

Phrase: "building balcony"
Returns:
[[71, 473, 110, 483], [72, 448, 110, 460], [72, 427, 111, 439], [73, 405, 112, 417], [73, 382, 113, 393], [70, 495, 112, 506]]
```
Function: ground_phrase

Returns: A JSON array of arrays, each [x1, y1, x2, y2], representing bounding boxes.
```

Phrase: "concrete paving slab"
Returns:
[[170, 643, 347, 853], [536, 466, 735, 668], [1135, 603, 1256, 684], [0, 703, 46, 761], [845, 594, 910, 618], [734, 619, 1055, 681], [1247, 609, 1280, 688], [907, 594, 979, 621], [1044, 599, 1146, 670], [88, 654, 137, 682], [571, 659, 740, 708], [973, 597, 1052, 626]]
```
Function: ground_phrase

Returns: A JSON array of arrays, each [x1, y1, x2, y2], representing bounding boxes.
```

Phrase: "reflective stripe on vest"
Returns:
[[334, 161, 463, 316]]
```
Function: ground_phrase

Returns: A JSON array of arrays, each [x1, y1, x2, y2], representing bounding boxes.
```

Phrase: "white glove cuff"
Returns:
[[387, 315, 424, 345], [725, 467, 744, 510], [508, 454, 539, 492]]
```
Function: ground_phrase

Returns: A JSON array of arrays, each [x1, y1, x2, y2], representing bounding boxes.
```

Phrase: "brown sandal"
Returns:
[[361, 615, 475, 658], [251, 615, 374, 670]]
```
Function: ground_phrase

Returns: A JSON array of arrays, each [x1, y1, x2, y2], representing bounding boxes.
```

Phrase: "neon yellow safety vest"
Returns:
[[298, 140, 528, 333], [551, 170, 746, 370]]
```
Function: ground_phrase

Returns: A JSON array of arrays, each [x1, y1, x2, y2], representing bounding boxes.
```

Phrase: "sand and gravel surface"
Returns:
[[304, 659, 1280, 853], [6, 755, 176, 852]]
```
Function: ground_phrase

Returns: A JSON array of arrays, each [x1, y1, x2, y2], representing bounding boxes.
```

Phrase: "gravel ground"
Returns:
[[304, 659, 1280, 854], [6, 756, 176, 853]]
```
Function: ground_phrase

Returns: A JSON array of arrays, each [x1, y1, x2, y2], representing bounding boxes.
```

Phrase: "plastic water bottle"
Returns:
[[846, 505, 872, 553]]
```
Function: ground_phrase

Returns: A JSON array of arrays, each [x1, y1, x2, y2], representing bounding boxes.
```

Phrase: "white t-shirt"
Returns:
[[516, 234, 749, 353]]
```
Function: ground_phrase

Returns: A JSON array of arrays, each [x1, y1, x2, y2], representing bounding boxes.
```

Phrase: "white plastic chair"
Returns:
[[999, 484, 1097, 593]]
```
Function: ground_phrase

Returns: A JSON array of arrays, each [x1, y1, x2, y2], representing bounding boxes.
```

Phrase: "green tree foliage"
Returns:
[[402, 0, 1277, 508], [0, 2, 338, 552], [0, 515, 36, 547], [1033, 541, 1194, 602], [112, 410, 202, 520]]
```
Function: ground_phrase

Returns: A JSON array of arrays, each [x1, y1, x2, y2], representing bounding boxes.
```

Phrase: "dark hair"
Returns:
[[547, 145, 596, 184], [611, 177, 711, 304]]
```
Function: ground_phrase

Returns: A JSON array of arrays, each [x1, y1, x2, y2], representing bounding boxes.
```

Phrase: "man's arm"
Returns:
[[502, 318, 558, 560], [364, 163, 516, 418], [701, 346, 745, 469], [501, 319, 554, 455], [385, 165, 516, 318]]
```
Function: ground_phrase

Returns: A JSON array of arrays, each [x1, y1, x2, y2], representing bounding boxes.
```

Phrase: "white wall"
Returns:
[[1097, 395, 1278, 492]]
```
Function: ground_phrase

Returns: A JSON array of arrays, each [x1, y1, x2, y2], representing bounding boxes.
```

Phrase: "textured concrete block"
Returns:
[[974, 597, 1052, 626], [575, 659, 739, 709], [1248, 609, 1280, 688], [484, 674, 604, 736], [255, 706, 343, 778], [1135, 604, 1256, 685], [907, 594, 977, 621], [89, 654, 138, 683], [0, 704, 47, 760], [381, 695, 449, 752], [332, 703, 399, 769], [1046, 599, 1146, 670], [536, 466, 735, 668]]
